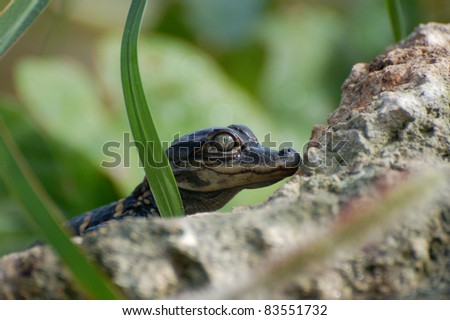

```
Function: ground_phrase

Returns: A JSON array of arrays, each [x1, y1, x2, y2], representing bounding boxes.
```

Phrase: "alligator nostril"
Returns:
[[279, 147, 295, 156]]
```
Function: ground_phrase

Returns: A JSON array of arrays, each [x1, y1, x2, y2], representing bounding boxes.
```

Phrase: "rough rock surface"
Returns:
[[0, 23, 449, 299]]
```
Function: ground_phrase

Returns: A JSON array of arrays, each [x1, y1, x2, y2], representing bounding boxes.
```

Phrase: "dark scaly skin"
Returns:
[[67, 179, 157, 234], [68, 125, 301, 235]]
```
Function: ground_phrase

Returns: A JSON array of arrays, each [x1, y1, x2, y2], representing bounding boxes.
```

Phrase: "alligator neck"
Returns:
[[68, 178, 241, 235]]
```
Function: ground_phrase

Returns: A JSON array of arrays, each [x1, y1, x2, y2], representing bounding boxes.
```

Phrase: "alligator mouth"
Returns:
[[174, 148, 301, 192]]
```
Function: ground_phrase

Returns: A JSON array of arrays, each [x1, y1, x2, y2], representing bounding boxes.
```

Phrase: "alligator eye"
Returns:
[[213, 133, 235, 152]]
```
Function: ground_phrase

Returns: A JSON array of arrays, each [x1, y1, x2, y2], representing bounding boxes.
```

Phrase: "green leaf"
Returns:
[[14, 57, 140, 195], [385, 0, 405, 42], [0, 116, 125, 299], [15, 58, 117, 158], [121, 0, 184, 217], [0, 0, 49, 56], [97, 35, 273, 142]]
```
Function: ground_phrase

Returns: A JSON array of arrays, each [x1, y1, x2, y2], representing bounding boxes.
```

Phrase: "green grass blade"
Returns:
[[0, 0, 49, 56], [121, 0, 184, 217], [0, 116, 125, 299], [385, 0, 406, 42]]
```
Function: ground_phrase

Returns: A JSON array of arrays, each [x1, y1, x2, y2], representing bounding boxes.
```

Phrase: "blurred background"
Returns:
[[0, 0, 448, 255]]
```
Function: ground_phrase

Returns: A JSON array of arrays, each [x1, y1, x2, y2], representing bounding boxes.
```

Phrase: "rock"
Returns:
[[1, 23, 449, 299]]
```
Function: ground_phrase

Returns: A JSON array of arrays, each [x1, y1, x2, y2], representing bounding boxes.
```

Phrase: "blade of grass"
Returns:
[[121, 0, 184, 217], [0, 0, 49, 56], [385, 0, 406, 42], [0, 116, 125, 299]]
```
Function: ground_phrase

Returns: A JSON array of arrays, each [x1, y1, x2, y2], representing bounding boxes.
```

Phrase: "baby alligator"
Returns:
[[68, 125, 301, 235]]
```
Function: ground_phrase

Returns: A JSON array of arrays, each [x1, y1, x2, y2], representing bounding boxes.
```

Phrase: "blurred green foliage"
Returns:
[[0, 0, 448, 255]]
